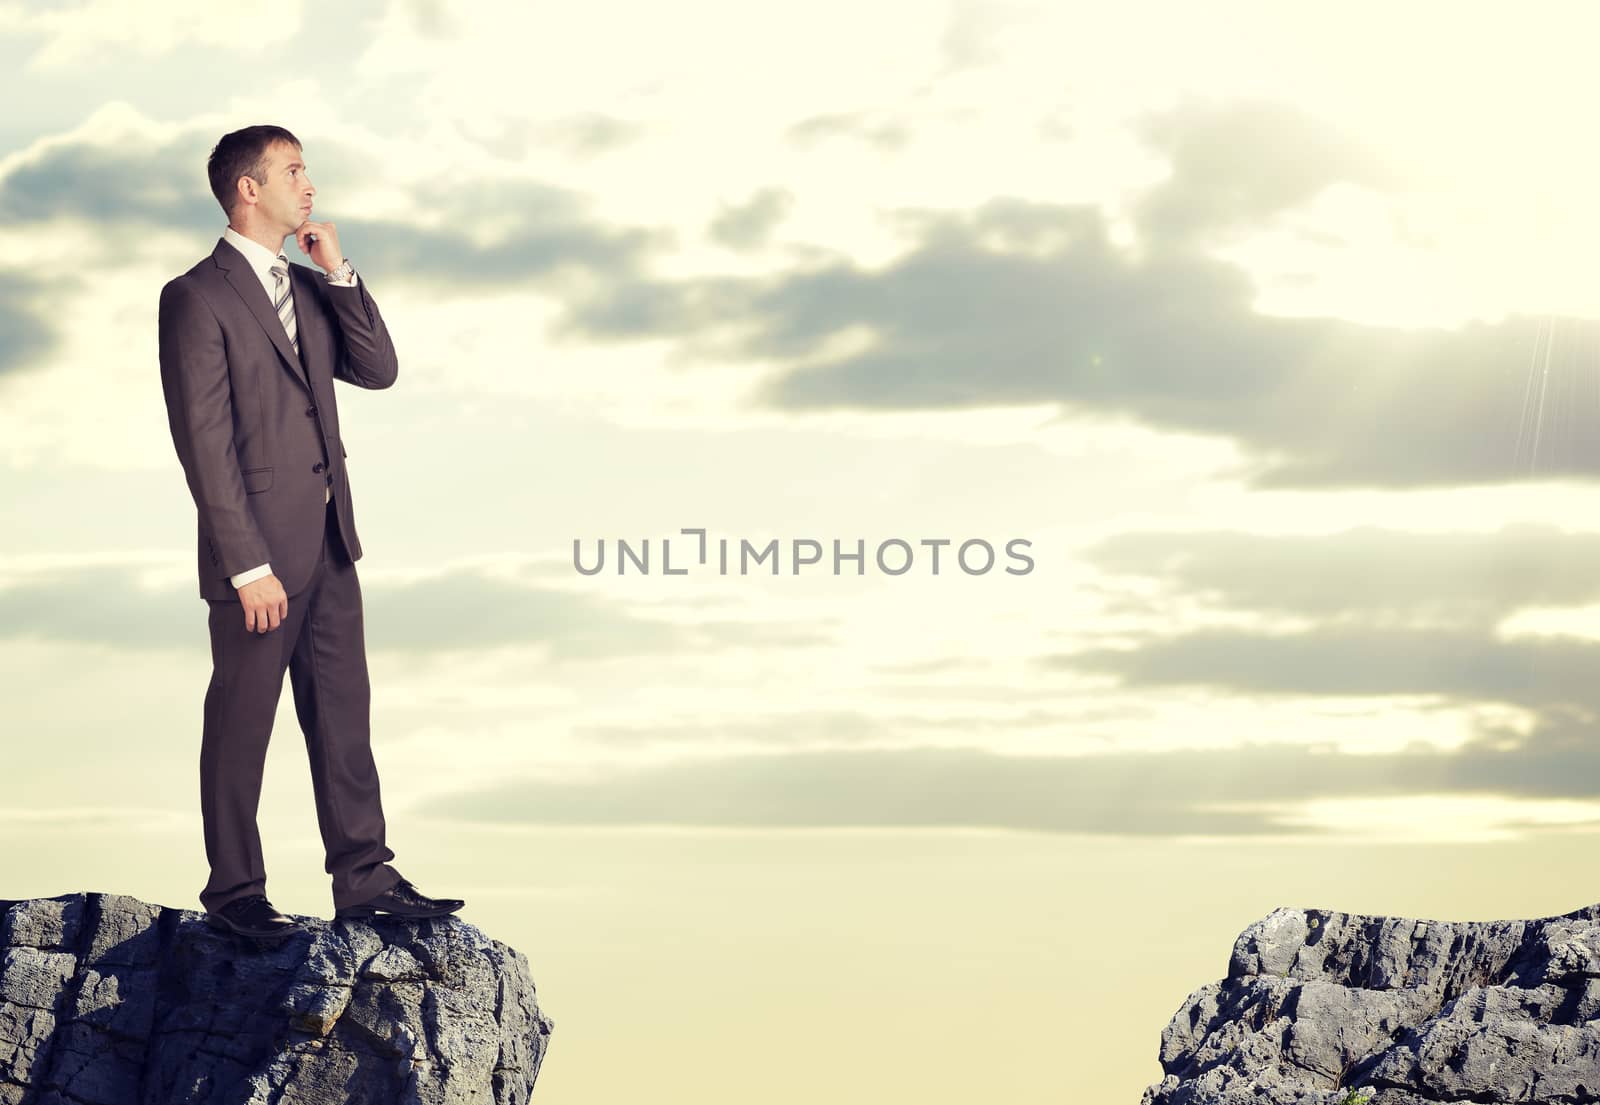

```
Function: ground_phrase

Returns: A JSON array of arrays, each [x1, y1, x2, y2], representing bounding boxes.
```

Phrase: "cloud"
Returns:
[[6, 100, 1582, 493], [0, 126, 237, 231], [1050, 522, 1600, 711], [329, 210, 659, 290], [0, 0, 306, 69], [395, 0, 461, 39], [1082, 524, 1600, 624], [574, 710, 899, 747], [784, 110, 915, 152], [0, 122, 662, 394], [461, 113, 649, 161], [0, 565, 201, 650], [1058, 625, 1600, 712], [363, 570, 831, 656], [0, 561, 829, 659], [556, 100, 1567, 492], [414, 716, 1600, 835], [1131, 97, 1395, 245], [417, 744, 1318, 835], [0, 125, 660, 282], [932, 0, 1039, 80], [706, 188, 794, 251], [0, 271, 55, 376], [688, 197, 1563, 491]]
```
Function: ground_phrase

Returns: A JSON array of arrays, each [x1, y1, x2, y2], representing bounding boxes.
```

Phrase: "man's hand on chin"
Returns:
[[237, 574, 289, 633], [294, 218, 344, 273]]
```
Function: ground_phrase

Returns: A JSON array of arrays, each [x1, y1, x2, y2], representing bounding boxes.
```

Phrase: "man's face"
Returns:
[[242, 140, 316, 234]]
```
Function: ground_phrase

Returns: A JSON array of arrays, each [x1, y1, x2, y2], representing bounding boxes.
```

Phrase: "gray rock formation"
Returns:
[[0, 892, 553, 1104], [1142, 900, 1600, 1105]]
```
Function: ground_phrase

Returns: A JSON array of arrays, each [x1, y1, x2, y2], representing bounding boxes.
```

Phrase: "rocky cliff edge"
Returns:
[[0, 892, 553, 1105]]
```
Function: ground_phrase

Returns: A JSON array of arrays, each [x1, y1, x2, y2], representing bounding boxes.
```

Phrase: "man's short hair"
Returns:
[[207, 125, 302, 220]]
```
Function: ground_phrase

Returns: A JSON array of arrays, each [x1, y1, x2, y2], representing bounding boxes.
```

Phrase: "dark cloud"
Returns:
[[0, 124, 656, 383], [706, 188, 794, 250], [417, 744, 1317, 835], [697, 200, 1568, 490], [1082, 524, 1600, 624], [364, 570, 681, 656], [329, 211, 658, 289], [1053, 523, 1600, 711], [0, 563, 825, 658], [555, 100, 1569, 492], [1057, 625, 1600, 712], [0, 128, 656, 284], [0, 271, 54, 376], [416, 715, 1600, 835], [0, 565, 200, 650], [8, 102, 1585, 491], [0, 130, 220, 229], [365, 569, 831, 656]]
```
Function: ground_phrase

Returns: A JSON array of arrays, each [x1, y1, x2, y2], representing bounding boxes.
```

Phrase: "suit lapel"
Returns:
[[211, 238, 311, 394], [287, 265, 324, 385]]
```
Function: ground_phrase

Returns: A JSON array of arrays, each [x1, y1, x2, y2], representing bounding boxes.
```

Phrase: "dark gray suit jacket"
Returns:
[[158, 237, 399, 601]]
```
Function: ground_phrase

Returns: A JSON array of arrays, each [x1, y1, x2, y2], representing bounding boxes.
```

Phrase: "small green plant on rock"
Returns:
[[1337, 1091, 1373, 1105]]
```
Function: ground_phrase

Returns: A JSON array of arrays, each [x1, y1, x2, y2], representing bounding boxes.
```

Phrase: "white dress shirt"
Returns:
[[220, 225, 358, 589]]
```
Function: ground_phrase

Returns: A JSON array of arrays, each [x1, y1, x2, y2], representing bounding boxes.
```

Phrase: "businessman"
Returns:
[[158, 124, 463, 940]]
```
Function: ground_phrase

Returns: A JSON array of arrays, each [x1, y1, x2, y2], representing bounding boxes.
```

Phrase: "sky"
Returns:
[[8, 1, 1600, 1101]]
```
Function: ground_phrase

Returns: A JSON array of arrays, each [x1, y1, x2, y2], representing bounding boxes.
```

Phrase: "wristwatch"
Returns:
[[324, 258, 355, 283]]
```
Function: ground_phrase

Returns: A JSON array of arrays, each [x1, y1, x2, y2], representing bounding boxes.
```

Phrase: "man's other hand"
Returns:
[[237, 574, 289, 633]]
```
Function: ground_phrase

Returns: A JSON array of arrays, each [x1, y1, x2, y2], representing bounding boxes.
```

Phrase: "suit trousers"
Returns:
[[198, 498, 402, 914]]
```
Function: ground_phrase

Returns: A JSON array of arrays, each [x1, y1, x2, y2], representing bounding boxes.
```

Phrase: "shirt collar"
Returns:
[[222, 225, 289, 287]]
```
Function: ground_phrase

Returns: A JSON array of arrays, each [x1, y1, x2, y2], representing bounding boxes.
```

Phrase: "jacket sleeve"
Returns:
[[158, 278, 272, 581], [322, 273, 399, 389]]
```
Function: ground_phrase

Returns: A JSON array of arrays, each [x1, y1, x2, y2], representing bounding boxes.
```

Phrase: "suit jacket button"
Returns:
[[313, 462, 325, 473], [306, 406, 318, 416]]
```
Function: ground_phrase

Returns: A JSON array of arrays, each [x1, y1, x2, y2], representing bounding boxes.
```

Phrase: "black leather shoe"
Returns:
[[335, 877, 465, 920], [204, 894, 302, 941]]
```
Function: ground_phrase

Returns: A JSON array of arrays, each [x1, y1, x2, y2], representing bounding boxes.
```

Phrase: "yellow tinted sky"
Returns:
[[9, 2, 1600, 1101]]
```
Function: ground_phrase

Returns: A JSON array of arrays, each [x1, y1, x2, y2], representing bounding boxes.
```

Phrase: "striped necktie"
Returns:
[[268, 254, 328, 503], [269, 255, 299, 357]]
